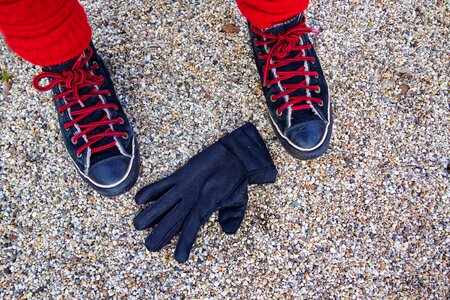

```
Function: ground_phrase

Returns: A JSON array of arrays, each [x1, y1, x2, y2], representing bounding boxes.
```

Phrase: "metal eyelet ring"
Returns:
[[119, 118, 125, 124], [276, 109, 282, 117], [316, 87, 321, 93], [71, 137, 77, 145], [123, 133, 129, 140], [76, 153, 82, 158], [270, 95, 276, 102], [319, 101, 324, 107], [266, 82, 271, 88], [314, 74, 319, 79]]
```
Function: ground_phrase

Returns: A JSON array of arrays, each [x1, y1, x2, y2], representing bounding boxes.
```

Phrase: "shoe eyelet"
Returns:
[[314, 74, 319, 79], [276, 109, 282, 117], [316, 87, 321, 93], [266, 82, 271, 88], [319, 101, 324, 107], [270, 95, 277, 102], [71, 137, 77, 145], [76, 153, 82, 158], [119, 118, 125, 124], [92, 61, 99, 68], [107, 91, 112, 96], [123, 133, 129, 140]]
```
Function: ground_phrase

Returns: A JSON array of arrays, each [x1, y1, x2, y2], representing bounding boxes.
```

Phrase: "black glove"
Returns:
[[134, 123, 277, 262]]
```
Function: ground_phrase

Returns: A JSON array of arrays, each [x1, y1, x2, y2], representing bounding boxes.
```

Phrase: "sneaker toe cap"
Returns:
[[285, 120, 326, 150], [88, 155, 132, 186]]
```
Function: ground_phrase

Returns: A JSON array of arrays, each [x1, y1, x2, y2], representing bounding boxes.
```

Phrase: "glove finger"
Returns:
[[219, 203, 247, 234], [218, 184, 248, 234], [134, 188, 180, 230], [144, 203, 189, 252], [174, 215, 202, 263], [135, 175, 176, 205]]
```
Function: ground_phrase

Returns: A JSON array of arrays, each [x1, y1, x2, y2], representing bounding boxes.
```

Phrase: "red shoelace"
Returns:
[[33, 48, 127, 157], [251, 18, 323, 116]]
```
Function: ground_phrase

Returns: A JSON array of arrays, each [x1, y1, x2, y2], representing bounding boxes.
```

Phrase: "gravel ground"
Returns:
[[1, 0, 449, 298]]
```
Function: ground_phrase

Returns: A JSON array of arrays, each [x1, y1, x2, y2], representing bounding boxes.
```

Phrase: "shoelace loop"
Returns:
[[251, 18, 323, 115], [32, 48, 127, 157]]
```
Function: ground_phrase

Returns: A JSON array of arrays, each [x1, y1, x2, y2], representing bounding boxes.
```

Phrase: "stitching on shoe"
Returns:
[[299, 34, 324, 122], [58, 82, 91, 173], [262, 36, 292, 128], [95, 54, 131, 158]]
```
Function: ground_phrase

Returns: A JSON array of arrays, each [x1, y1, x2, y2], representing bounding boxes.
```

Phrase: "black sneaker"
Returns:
[[249, 14, 332, 160], [33, 42, 140, 196]]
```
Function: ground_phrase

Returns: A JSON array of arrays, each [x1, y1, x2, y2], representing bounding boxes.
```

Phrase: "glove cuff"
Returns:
[[219, 123, 277, 184]]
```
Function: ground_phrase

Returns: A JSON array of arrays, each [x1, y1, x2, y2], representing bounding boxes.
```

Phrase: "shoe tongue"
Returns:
[[265, 14, 303, 34], [48, 49, 121, 165], [264, 14, 321, 125], [46, 57, 79, 73]]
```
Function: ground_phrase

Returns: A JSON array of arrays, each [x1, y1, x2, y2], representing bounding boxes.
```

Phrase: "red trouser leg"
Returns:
[[0, 0, 92, 66], [236, 0, 309, 29]]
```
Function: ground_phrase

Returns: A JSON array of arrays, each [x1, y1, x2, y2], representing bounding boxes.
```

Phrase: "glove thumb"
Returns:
[[218, 184, 248, 234]]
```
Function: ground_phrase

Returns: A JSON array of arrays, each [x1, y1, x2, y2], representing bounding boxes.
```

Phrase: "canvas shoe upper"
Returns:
[[249, 14, 333, 159], [33, 42, 139, 196]]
